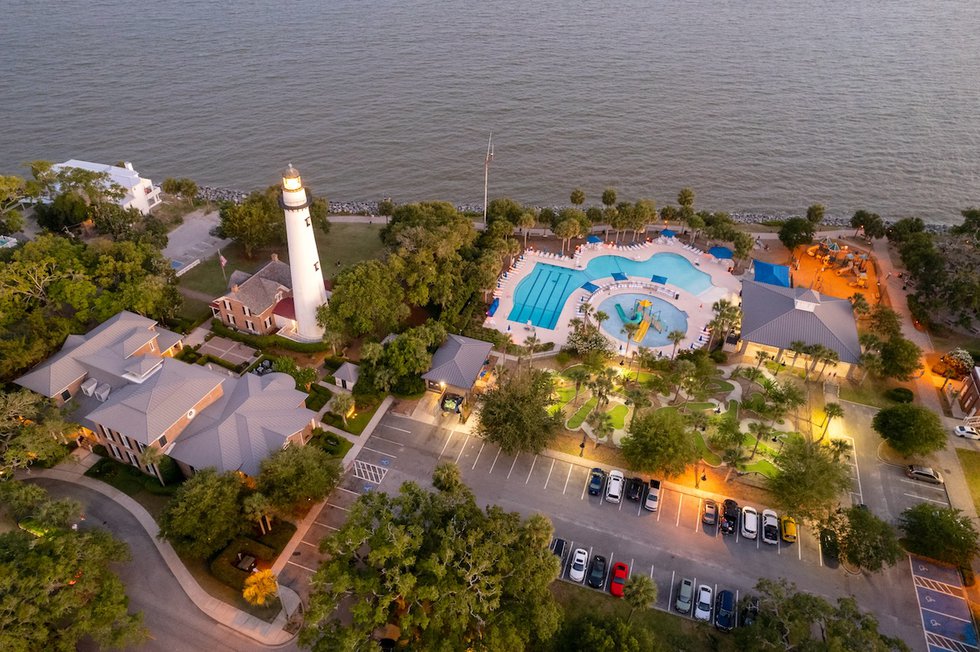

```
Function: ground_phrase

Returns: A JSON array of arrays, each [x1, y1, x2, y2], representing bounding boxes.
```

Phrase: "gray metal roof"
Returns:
[[333, 362, 360, 385], [421, 335, 493, 390], [219, 259, 292, 313], [168, 372, 316, 477], [15, 311, 182, 397], [84, 358, 226, 445], [740, 280, 861, 363]]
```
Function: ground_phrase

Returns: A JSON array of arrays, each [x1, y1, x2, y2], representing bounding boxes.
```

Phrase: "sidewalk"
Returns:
[[19, 450, 299, 647]]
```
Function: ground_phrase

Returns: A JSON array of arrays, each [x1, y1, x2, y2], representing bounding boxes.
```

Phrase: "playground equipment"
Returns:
[[615, 299, 665, 342]]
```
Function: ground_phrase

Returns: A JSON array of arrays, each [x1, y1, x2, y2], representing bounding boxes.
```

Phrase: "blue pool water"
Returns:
[[596, 294, 688, 348], [507, 253, 712, 330]]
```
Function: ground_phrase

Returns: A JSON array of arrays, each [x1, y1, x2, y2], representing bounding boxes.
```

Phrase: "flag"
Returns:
[[219, 254, 228, 268]]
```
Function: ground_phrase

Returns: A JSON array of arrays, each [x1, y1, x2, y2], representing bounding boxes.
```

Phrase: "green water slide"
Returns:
[[614, 303, 642, 324]]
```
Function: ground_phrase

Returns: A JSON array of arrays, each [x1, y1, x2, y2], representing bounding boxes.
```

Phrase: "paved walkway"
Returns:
[[18, 450, 299, 647], [163, 208, 232, 269]]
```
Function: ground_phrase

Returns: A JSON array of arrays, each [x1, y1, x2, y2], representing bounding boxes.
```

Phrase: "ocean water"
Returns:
[[2, 0, 978, 222]]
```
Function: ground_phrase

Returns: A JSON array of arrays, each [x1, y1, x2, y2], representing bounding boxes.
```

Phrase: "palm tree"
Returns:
[[243, 492, 275, 535], [623, 575, 658, 624], [819, 402, 844, 442], [331, 393, 355, 426], [849, 292, 870, 319], [667, 329, 685, 360], [827, 438, 852, 462], [517, 211, 536, 248], [622, 322, 640, 357], [755, 350, 771, 369], [594, 311, 610, 331], [570, 188, 586, 206], [586, 410, 614, 449], [803, 344, 825, 381], [723, 446, 751, 483], [818, 350, 840, 380], [789, 340, 808, 370], [579, 302, 595, 328], [565, 366, 592, 404], [747, 421, 772, 459], [589, 368, 617, 407], [138, 445, 166, 486], [624, 386, 651, 427]]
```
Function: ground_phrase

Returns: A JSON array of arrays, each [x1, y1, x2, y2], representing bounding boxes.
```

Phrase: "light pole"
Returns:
[[483, 132, 493, 225]]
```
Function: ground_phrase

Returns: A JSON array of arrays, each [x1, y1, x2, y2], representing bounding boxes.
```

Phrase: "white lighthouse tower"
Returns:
[[280, 164, 327, 341]]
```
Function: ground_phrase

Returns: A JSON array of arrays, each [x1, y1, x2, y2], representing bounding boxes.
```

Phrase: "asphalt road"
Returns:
[[336, 411, 928, 649], [27, 479, 298, 652]]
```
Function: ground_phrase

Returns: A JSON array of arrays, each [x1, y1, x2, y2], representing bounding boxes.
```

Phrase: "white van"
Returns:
[[605, 470, 625, 503]]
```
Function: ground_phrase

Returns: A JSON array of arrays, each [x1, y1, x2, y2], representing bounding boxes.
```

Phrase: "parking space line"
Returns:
[[798, 530, 803, 561], [563, 464, 573, 494], [544, 458, 556, 489], [668, 570, 675, 609], [335, 487, 360, 496], [650, 564, 655, 579], [439, 429, 455, 457], [910, 557, 934, 652], [525, 455, 538, 485], [899, 478, 946, 490], [326, 503, 350, 512], [735, 589, 740, 627], [580, 474, 590, 500], [287, 560, 317, 573], [656, 501, 663, 522], [471, 442, 485, 470], [921, 607, 973, 623], [817, 529, 823, 567], [903, 492, 950, 505], [629, 559, 634, 576], [300, 540, 319, 548], [361, 445, 397, 458], [694, 498, 702, 533], [371, 434, 405, 446], [314, 520, 338, 530], [508, 455, 519, 479], [382, 424, 410, 433], [454, 434, 470, 464], [675, 494, 683, 527], [637, 500, 643, 516], [489, 448, 502, 474]]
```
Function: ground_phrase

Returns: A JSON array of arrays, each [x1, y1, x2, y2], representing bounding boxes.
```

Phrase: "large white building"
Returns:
[[53, 159, 162, 215]]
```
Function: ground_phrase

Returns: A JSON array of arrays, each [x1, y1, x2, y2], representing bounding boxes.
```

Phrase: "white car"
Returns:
[[569, 548, 588, 582], [761, 509, 779, 545], [605, 469, 625, 503], [741, 506, 759, 539], [954, 425, 980, 440], [694, 584, 713, 621]]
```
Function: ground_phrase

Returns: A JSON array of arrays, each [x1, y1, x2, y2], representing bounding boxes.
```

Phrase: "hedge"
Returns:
[[885, 387, 914, 403], [210, 319, 333, 353], [209, 537, 277, 591], [306, 384, 334, 411]]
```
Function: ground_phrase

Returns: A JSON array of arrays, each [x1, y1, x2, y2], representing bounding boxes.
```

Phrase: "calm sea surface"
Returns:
[[2, 1, 979, 222]]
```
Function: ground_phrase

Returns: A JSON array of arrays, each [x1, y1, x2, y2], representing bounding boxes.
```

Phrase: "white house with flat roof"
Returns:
[[53, 159, 162, 214]]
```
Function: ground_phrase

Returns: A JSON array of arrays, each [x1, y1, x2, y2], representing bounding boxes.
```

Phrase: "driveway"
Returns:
[[162, 208, 231, 273], [299, 411, 926, 648], [28, 479, 295, 652]]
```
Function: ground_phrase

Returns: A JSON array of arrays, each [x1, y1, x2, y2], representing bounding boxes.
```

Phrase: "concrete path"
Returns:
[[18, 450, 299, 647], [163, 208, 232, 266]]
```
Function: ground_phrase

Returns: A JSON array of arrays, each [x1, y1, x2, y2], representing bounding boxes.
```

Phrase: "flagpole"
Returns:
[[218, 248, 227, 281], [483, 132, 493, 225]]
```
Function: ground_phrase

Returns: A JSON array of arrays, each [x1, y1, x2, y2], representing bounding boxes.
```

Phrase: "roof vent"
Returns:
[[794, 298, 819, 312], [80, 378, 99, 397], [94, 384, 111, 402]]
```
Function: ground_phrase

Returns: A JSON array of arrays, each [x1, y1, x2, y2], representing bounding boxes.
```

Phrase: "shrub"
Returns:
[[322, 356, 345, 372], [305, 385, 334, 411], [885, 387, 914, 403], [209, 538, 277, 590], [555, 351, 573, 367], [709, 349, 728, 364], [210, 319, 332, 353]]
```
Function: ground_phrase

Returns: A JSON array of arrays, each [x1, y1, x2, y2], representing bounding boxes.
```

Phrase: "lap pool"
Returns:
[[507, 252, 712, 330]]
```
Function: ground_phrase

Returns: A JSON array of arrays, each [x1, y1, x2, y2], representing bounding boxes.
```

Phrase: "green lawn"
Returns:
[[321, 398, 382, 436], [742, 458, 780, 478], [684, 402, 716, 412], [693, 431, 723, 466], [838, 382, 900, 410], [707, 379, 736, 394], [176, 296, 213, 326], [553, 385, 576, 407], [310, 429, 354, 459], [955, 448, 980, 517], [607, 404, 629, 429], [178, 223, 387, 297], [567, 398, 598, 429]]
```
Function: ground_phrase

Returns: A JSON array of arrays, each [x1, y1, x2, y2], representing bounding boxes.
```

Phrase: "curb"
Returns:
[[20, 467, 297, 646]]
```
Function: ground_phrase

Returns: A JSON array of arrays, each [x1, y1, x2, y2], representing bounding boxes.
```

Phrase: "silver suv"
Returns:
[[906, 465, 944, 485], [675, 577, 694, 613], [605, 470, 625, 503]]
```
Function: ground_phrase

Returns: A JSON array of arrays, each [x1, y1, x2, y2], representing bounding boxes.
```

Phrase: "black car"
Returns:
[[740, 596, 760, 627], [625, 477, 644, 502], [720, 499, 739, 535], [550, 537, 568, 569], [588, 468, 606, 496], [714, 590, 736, 631], [586, 554, 607, 589]]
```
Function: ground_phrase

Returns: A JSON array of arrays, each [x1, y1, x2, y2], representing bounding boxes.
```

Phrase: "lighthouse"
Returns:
[[280, 164, 327, 341]]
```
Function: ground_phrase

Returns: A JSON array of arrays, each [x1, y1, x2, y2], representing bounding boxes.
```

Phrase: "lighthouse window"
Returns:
[[313, 262, 320, 272], [305, 216, 311, 227]]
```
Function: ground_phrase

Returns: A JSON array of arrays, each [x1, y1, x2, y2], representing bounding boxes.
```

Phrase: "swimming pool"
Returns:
[[596, 293, 688, 348], [507, 252, 712, 329]]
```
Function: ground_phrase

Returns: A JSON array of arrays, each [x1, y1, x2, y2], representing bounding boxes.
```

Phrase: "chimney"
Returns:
[[271, 253, 279, 262], [231, 284, 239, 293]]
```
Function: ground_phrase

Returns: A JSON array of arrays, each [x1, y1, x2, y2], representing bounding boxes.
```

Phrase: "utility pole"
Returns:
[[483, 132, 493, 224]]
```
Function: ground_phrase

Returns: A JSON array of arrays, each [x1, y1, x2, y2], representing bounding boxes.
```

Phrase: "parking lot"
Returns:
[[292, 411, 927, 646]]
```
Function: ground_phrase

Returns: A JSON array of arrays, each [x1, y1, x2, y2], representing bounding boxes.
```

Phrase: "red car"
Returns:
[[609, 562, 629, 597]]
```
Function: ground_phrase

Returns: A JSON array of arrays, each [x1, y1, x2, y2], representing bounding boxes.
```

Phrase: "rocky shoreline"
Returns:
[[195, 186, 951, 233]]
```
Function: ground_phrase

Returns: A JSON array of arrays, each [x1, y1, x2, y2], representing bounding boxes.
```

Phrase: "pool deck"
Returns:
[[484, 237, 742, 355]]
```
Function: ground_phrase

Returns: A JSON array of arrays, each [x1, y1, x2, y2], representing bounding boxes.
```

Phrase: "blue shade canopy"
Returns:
[[586, 235, 602, 243], [753, 260, 791, 287], [651, 274, 668, 284], [611, 272, 628, 281], [661, 229, 676, 238], [708, 246, 733, 259], [487, 297, 500, 316], [581, 281, 600, 292]]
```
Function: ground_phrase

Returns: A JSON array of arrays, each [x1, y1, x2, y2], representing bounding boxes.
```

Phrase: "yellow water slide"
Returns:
[[633, 300, 653, 342]]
